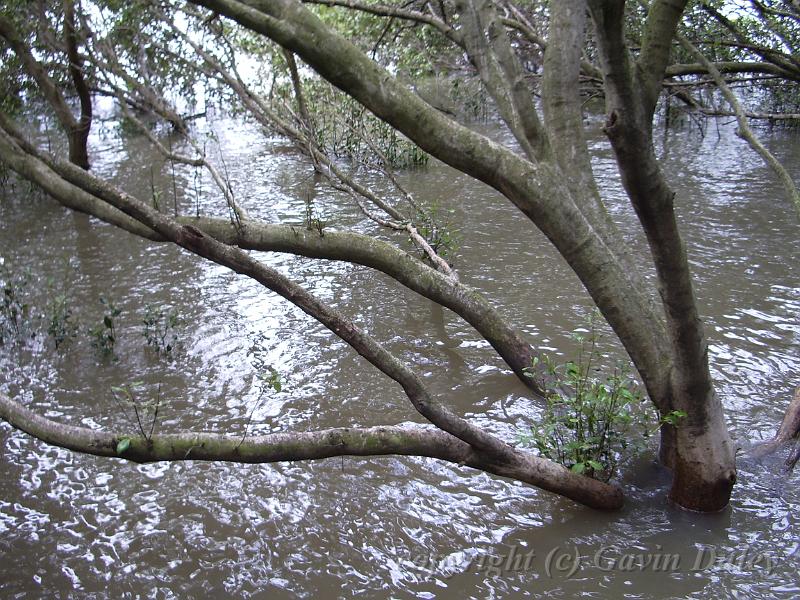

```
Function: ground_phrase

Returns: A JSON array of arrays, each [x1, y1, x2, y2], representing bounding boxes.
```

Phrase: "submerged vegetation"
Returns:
[[88, 297, 121, 359], [142, 303, 181, 355], [0, 255, 185, 362], [0, 258, 31, 345], [45, 275, 79, 350]]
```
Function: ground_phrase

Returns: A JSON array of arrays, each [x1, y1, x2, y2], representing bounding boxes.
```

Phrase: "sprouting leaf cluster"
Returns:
[[520, 312, 686, 482], [89, 297, 121, 359], [414, 201, 460, 260], [111, 381, 163, 448]]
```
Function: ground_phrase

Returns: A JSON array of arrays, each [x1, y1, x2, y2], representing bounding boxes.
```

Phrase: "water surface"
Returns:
[[0, 114, 798, 598]]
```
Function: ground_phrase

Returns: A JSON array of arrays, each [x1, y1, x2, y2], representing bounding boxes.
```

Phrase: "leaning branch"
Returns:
[[665, 60, 797, 79], [0, 391, 623, 509], [0, 112, 538, 391], [751, 386, 800, 463], [678, 35, 800, 219]]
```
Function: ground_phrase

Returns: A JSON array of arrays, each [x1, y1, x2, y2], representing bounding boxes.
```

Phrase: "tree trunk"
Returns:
[[64, 0, 93, 170], [587, 0, 737, 511], [751, 386, 800, 460], [68, 127, 91, 170]]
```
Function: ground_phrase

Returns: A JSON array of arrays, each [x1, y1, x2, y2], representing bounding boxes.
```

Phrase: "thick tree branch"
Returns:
[[638, 0, 689, 115], [665, 60, 798, 79], [0, 124, 519, 465], [542, 0, 603, 221], [63, 0, 92, 169], [0, 392, 623, 509], [0, 16, 76, 131], [455, 0, 551, 162]]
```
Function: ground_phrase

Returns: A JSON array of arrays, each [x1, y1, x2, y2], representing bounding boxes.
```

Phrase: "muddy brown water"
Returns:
[[1, 115, 798, 598]]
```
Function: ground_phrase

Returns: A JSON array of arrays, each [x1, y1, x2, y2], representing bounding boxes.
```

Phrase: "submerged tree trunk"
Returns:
[[197, 0, 735, 511], [751, 386, 800, 463]]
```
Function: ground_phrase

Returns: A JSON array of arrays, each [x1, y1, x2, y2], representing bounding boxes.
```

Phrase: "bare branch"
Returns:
[[0, 391, 623, 509], [678, 33, 800, 218], [455, 0, 551, 162]]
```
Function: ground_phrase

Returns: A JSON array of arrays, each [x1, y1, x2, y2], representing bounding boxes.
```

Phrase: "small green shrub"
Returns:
[[303, 196, 326, 236], [111, 381, 162, 442], [414, 202, 460, 260], [47, 290, 78, 350], [45, 273, 78, 350], [520, 313, 685, 482]]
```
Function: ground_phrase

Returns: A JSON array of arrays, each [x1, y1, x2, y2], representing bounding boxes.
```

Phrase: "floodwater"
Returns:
[[0, 112, 798, 598]]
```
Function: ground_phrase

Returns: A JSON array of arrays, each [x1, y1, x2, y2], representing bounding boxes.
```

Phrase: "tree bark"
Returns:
[[63, 0, 92, 169]]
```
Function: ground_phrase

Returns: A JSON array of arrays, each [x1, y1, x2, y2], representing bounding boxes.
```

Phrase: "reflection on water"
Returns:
[[1, 116, 799, 598]]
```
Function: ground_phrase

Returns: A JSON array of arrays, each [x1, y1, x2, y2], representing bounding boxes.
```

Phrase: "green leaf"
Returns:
[[116, 438, 131, 454], [571, 463, 586, 474]]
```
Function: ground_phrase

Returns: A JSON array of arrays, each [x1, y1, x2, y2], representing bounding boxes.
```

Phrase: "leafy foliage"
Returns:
[[297, 79, 429, 169], [414, 201, 460, 260], [520, 313, 686, 482], [46, 287, 78, 350], [309, 2, 458, 76]]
